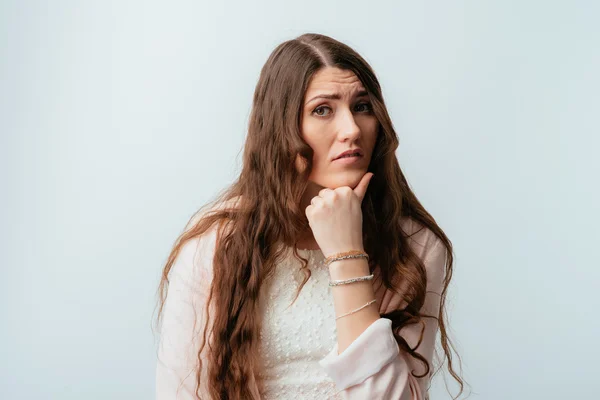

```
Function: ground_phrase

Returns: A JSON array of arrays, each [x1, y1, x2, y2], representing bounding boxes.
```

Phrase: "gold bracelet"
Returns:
[[335, 298, 377, 320], [324, 250, 369, 267]]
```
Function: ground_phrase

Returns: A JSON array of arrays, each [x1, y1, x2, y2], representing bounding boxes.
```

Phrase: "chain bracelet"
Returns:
[[335, 298, 377, 320], [329, 273, 374, 287], [324, 250, 369, 268]]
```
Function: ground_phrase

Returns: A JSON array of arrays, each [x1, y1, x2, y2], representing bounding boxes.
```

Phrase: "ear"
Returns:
[[295, 153, 308, 173]]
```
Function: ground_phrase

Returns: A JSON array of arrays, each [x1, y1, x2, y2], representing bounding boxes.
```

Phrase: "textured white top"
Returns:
[[257, 248, 342, 399], [156, 214, 447, 400]]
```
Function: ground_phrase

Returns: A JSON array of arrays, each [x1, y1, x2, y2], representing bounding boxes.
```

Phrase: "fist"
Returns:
[[305, 172, 374, 258]]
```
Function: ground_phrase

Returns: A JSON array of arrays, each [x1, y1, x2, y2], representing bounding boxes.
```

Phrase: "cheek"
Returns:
[[365, 123, 380, 153], [305, 139, 327, 165], [301, 130, 328, 164]]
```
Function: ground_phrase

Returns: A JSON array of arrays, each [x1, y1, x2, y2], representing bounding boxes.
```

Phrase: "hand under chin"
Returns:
[[312, 174, 364, 190]]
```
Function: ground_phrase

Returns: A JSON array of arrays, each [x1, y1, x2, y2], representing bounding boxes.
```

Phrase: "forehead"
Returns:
[[305, 67, 365, 94]]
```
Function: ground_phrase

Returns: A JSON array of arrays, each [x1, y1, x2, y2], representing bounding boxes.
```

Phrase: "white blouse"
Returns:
[[257, 247, 342, 399], [156, 215, 446, 400]]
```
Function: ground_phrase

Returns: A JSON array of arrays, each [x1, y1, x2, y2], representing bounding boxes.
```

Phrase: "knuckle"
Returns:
[[339, 187, 352, 196]]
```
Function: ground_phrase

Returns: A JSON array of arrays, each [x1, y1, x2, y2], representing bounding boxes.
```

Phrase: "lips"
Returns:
[[334, 148, 364, 160]]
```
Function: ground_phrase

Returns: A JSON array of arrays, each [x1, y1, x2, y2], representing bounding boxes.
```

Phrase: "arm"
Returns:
[[327, 255, 381, 354], [319, 238, 447, 399], [155, 235, 214, 400]]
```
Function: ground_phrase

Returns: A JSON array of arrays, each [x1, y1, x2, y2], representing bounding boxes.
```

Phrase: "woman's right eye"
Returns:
[[312, 105, 331, 117]]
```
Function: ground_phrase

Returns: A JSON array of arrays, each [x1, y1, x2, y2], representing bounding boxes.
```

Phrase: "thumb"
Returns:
[[353, 172, 374, 203]]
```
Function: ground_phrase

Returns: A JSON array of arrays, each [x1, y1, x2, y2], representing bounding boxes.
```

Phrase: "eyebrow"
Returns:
[[306, 89, 369, 105]]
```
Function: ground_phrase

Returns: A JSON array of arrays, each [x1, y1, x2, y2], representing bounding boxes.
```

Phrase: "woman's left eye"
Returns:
[[355, 103, 372, 112]]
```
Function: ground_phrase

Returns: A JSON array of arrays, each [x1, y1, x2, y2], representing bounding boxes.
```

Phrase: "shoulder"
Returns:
[[400, 216, 448, 288], [399, 216, 444, 262], [174, 197, 243, 285], [400, 217, 448, 296], [184, 195, 243, 232], [170, 226, 220, 290], [377, 217, 448, 313]]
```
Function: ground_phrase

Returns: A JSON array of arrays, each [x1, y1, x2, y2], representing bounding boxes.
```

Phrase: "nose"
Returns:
[[336, 108, 361, 142]]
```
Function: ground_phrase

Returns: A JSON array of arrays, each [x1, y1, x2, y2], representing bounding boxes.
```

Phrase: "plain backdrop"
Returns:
[[1, 1, 598, 399]]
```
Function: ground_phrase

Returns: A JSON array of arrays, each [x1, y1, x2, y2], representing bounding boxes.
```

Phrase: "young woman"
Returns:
[[154, 33, 466, 400]]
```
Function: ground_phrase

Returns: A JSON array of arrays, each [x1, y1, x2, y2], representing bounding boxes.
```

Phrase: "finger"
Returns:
[[310, 196, 324, 207], [318, 188, 334, 198], [305, 204, 313, 216], [353, 172, 374, 202]]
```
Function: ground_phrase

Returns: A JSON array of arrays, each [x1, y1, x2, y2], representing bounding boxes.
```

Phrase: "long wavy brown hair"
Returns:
[[154, 33, 468, 399]]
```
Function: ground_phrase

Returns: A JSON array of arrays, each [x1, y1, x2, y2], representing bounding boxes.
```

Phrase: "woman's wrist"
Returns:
[[327, 256, 370, 281]]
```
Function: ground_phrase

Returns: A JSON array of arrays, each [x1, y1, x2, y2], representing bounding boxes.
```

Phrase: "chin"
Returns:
[[315, 171, 365, 189]]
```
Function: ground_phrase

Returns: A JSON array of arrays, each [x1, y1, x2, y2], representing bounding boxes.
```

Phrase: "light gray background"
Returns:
[[1, 1, 598, 399]]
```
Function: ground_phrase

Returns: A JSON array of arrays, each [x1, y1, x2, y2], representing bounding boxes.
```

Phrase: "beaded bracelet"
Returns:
[[335, 298, 377, 320]]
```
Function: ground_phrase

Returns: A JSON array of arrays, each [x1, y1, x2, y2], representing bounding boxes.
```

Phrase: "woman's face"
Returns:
[[298, 67, 379, 190]]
